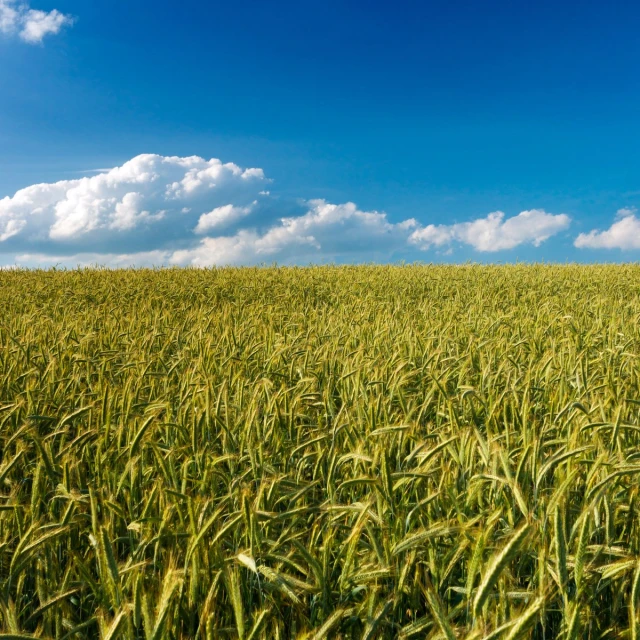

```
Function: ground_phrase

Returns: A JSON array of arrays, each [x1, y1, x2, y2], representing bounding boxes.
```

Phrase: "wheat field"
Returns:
[[1, 265, 639, 639]]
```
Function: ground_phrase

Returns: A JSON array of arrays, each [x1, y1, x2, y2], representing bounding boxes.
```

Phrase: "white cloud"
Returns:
[[0, 153, 267, 250], [574, 208, 640, 250], [0, 1, 18, 33], [0, 218, 24, 242], [0, 171, 419, 265], [410, 209, 570, 252], [0, 0, 72, 43], [20, 7, 71, 42], [195, 202, 256, 234], [172, 200, 417, 266], [0, 153, 575, 267]]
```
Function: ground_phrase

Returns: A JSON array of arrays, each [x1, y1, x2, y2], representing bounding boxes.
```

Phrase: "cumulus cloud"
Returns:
[[0, 153, 575, 267], [0, 0, 73, 43], [164, 200, 417, 266], [0, 166, 418, 265], [5, 200, 419, 268], [0, 153, 267, 252], [409, 209, 571, 252], [574, 208, 640, 250]]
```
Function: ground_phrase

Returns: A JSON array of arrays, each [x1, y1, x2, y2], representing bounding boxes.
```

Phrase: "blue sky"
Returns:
[[1, 0, 639, 266]]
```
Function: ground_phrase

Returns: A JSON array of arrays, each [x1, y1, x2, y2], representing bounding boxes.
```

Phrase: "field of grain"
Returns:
[[1, 265, 640, 639]]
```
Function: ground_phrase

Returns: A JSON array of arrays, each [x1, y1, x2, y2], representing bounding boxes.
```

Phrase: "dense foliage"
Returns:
[[1, 265, 640, 639]]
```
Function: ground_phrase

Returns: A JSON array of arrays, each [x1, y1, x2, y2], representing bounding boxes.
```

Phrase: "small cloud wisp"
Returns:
[[0, 0, 73, 43]]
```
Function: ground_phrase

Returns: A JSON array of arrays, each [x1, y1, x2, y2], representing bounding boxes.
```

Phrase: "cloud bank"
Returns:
[[0, 153, 575, 267], [0, 0, 73, 43], [574, 208, 640, 250]]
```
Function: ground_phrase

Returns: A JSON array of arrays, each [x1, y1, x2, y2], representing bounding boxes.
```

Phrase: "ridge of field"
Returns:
[[1, 265, 640, 639]]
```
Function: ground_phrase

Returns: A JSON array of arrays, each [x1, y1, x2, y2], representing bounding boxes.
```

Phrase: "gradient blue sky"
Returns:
[[1, 0, 639, 265]]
